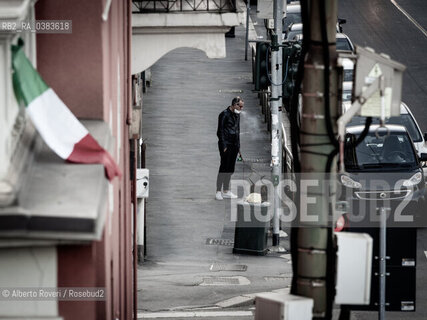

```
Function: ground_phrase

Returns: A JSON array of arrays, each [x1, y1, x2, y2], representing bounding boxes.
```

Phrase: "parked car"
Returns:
[[346, 103, 427, 159], [339, 124, 427, 227], [340, 58, 354, 111], [282, 4, 301, 32], [342, 82, 352, 102], [292, 33, 303, 42], [336, 33, 355, 52], [342, 57, 354, 83], [283, 23, 302, 41], [341, 81, 353, 112]]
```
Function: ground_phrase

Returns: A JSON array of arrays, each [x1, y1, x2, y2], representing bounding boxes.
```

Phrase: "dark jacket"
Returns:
[[217, 107, 240, 151]]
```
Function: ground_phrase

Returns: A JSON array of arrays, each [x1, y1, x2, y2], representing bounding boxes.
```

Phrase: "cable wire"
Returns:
[[289, 0, 309, 297], [320, 2, 339, 152], [266, 46, 290, 86], [319, 2, 338, 318]]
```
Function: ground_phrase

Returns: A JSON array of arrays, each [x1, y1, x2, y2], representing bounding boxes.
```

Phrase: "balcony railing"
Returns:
[[132, 0, 236, 13]]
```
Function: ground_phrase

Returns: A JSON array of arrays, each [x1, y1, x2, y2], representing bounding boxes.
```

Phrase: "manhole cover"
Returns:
[[222, 227, 235, 233], [203, 277, 239, 285], [221, 228, 234, 240], [219, 89, 243, 93], [200, 276, 250, 286], [264, 276, 291, 282], [209, 263, 247, 272], [206, 238, 234, 246], [243, 158, 271, 163]]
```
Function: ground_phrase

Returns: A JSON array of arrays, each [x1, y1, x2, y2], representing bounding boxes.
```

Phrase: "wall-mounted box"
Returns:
[[335, 232, 373, 305]]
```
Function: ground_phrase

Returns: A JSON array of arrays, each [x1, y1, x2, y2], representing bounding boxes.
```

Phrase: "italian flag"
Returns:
[[11, 42, 121, 181]]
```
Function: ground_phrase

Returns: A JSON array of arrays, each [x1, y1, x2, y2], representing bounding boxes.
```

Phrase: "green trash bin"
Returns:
[[233, 200, 271, 256]]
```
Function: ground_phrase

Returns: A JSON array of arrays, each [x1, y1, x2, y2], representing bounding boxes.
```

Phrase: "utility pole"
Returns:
[[271, 0, 283, 247], [244, 0, 250, 61], [294, 0, 339, 318]]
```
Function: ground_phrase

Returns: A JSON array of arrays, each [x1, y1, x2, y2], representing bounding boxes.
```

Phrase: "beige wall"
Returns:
[[36, 1, 104, 119], [0, 247, 59, 318]]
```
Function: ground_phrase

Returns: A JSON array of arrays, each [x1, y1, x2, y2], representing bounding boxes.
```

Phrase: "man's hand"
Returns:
[[224, 148, 227, 152]]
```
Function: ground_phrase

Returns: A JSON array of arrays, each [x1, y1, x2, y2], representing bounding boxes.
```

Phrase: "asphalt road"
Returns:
[[339, 0, 427, 130], [339, 1, 427, 319]]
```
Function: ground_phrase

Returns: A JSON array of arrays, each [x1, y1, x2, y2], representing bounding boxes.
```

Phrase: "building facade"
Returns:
[[0, 0, 137, 319], [0, 0, 243, 319]]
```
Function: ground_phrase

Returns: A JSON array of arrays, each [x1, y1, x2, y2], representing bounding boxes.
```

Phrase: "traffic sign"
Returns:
[[360, 63, 392, 117], [257, 0, 286, 19], [353, 46, 406, 118]]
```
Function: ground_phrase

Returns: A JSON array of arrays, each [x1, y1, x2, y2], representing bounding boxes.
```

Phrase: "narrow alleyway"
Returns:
[[139, 23, 292, 318]]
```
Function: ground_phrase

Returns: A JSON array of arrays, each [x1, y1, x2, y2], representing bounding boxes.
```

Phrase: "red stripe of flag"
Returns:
[[67, 134, 122, 181]]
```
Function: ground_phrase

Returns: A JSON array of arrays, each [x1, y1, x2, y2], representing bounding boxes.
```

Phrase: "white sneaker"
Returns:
[[215, 191, 223, 200], [222, 191, 237, 199]]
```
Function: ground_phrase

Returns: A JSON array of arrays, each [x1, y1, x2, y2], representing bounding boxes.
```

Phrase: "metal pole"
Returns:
[[379, 207, 387, 320], [379, 74, 387, 320], [132, 139, 138, 320], [245, 0, 250, 61], [271, 0, 283, 247], [294, 0, 339, 317]]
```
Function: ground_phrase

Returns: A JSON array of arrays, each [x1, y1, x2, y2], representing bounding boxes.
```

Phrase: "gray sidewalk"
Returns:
[[138, 22, 291, 316]]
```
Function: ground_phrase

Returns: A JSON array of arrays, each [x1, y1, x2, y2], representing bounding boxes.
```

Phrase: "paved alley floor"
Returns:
[[138, 21, 291, 318]]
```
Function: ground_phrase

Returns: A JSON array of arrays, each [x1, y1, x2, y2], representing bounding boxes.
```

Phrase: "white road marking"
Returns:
[[216, 295, 254, 308], [424, 251, 427, 260], [138, 310, 253, 318], [390, 0, 427, 38]]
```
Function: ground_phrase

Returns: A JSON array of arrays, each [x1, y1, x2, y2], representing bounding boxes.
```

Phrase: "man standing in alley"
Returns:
[[216, 97, 244, 200]]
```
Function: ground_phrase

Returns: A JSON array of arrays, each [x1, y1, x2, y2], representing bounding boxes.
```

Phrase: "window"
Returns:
[[348, 115, 423, 143], [337, 38, 352, 51], [345, 132, 417, 169]]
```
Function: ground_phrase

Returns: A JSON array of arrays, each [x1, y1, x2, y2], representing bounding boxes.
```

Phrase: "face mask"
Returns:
[[234, 109, 241, 114]]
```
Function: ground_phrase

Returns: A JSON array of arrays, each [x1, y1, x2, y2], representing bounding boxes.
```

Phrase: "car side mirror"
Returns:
[[423, 132, 427, 142], [420, 153, 427, 162], [338, 18, 347, 25]]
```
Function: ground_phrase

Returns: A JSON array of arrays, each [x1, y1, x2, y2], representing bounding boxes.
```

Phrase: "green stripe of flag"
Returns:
[[12, 44, 49, 106]]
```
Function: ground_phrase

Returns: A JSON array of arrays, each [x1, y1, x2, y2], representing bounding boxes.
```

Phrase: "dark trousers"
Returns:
[[216, 144, 239, 192]]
